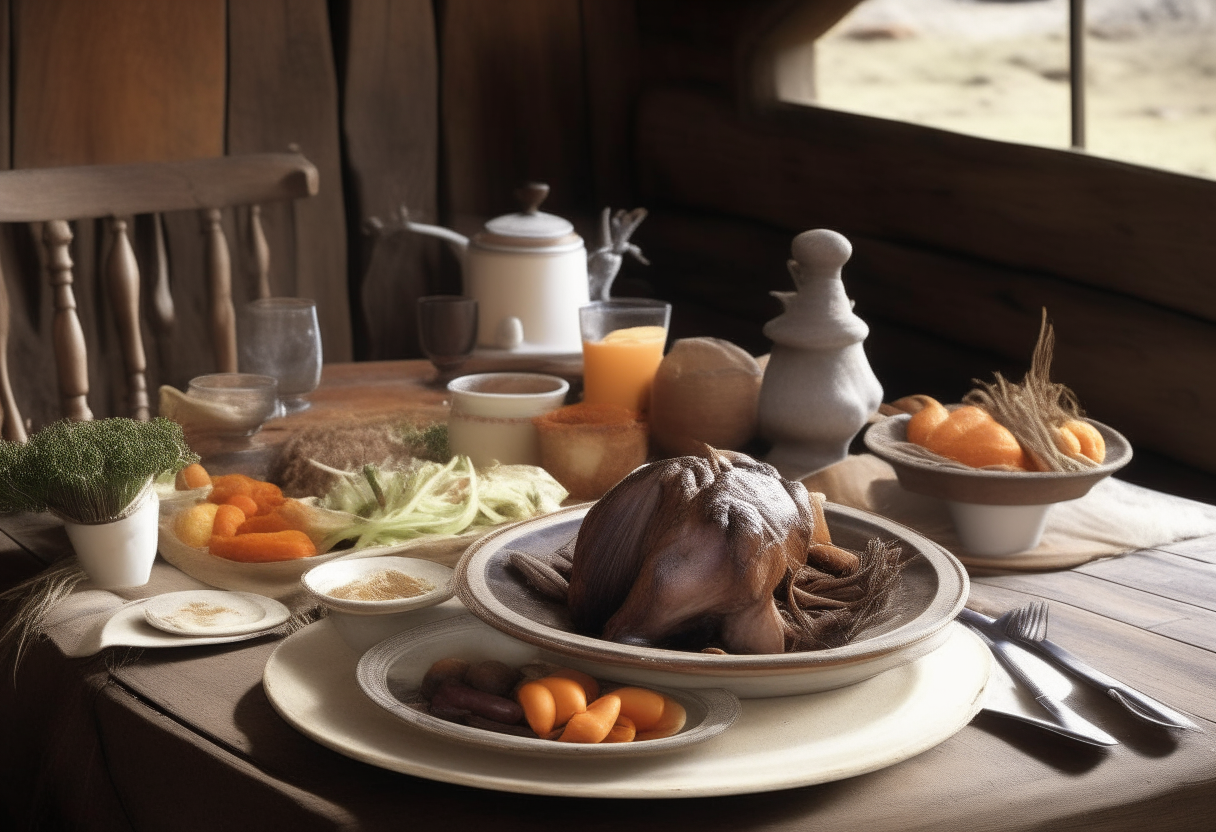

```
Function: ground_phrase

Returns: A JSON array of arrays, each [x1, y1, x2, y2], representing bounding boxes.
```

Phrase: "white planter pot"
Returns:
[[64, 490, 161, 589]]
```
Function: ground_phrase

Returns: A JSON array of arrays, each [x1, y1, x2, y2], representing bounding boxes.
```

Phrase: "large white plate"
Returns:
[[455, 503, 968, 697], [262, 618, 991, 798], [355, 614, 741, 757]]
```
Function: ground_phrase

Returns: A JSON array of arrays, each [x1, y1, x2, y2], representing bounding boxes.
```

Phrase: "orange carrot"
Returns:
[[236, 513, 293, 535], [248, 481, 285, 515], [536, 677, 588, 728], [208, 530, 317, 563], [207, 475, 253, 505], [516, 681, 557, 737], [211, 503, 247, 538], [636, 695, 686, 740], [548, 667, 600, 702], [175, 463, 212, 490], [558, 694, 621, 744], [603, 715, 637, 743], [611, 687, 667, 732], [224, 493, 260, 518]]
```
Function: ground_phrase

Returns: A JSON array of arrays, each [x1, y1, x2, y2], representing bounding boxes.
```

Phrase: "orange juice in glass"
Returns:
[[579, 300, 671, 414]]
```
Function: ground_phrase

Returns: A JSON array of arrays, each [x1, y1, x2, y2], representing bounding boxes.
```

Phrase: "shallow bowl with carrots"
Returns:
[[157, 464, 348, 598], [356, 614, 741, 758], [864, 399, 1132, 557]]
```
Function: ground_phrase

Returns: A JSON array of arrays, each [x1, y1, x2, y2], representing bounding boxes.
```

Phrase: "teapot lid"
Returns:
[[476, 183, 581, 252]]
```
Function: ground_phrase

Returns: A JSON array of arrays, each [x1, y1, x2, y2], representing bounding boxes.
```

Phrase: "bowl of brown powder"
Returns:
[[301, 556, 455, 618]]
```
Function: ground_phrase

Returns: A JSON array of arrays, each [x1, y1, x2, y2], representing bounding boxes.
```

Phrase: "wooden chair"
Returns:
[[0, 152, 317, 441]]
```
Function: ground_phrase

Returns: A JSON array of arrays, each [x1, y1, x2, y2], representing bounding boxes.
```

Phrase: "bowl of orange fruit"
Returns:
[[865, 395, 1132, 557]]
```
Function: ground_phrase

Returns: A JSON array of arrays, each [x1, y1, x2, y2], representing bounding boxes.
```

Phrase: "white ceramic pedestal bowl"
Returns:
[[864, 414, 1133, 557]]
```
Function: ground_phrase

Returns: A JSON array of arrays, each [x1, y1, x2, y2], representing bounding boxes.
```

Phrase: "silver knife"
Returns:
[[959, 608, 1119, 747], [997, 613, 1199, 731]]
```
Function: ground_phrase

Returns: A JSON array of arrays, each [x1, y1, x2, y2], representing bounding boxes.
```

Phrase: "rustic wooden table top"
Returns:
[[2, 360, 1215, 832]]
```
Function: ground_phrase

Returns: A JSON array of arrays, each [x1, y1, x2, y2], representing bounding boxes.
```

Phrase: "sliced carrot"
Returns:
[[611, 687, 667, 732], [210, 503, 247, 538], [207, 475, 253, 505], [175, 463, 212, 490], [558, 694, 621, 744], [516, 681, 557, 737], [603, 715, 636, 743], [547, 667, 600, 702], [224, 493, 260, 518], [208, 530, 317, 563], [236, 513, 293, 535], [248, 481, 285, 515], [536, 677, 588, 728], [636, 695, 686, 740]]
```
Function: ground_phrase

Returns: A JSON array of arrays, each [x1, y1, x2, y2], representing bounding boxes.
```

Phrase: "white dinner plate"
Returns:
[[263, 617, 992, 798]]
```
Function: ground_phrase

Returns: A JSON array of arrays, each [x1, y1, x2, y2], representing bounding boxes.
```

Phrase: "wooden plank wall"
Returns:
[[625, 1, 1216, 499], [0, 0, 1211, 503]]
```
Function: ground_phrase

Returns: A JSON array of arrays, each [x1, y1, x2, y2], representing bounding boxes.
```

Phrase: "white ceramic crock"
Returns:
[[64, 489, 160, 589], [446, 372, 570, 468], [406, 183, 589, 353]]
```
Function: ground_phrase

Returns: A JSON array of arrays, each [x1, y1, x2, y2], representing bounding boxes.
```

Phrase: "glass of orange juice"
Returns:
[[579, 299, 672, 414]]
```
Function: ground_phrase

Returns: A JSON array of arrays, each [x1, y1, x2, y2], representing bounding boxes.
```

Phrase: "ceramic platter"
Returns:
[[455, 503, 969, 697], [143, 589, 290, 636], [355, 614, 741, 758], [864, 414, 1132, 506], [158, 507, 488, 599], [263, 617, 991, 797]]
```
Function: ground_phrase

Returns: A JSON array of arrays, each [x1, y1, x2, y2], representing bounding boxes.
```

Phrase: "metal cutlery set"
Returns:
[[960, 601, 1198, 746]]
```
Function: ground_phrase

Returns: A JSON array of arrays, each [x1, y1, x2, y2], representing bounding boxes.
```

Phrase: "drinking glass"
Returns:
[[239, 297, 322, 413], [579, 298, 671, 414], [417, 295, 478, 378]]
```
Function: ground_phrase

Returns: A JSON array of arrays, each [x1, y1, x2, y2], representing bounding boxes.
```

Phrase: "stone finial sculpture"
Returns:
[[758, 229, 883, 480], [587, 207, 649, 301]]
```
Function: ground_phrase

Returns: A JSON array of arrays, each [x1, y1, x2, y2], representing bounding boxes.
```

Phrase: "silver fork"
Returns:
[[1000, 601, 1199, 730]]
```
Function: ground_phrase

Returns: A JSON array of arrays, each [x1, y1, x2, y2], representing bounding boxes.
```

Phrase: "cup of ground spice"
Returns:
[[301, 556, 458, 651]]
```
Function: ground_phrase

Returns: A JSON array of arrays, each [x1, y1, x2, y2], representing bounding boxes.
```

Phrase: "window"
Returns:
[[778, 0, 1216, 180]]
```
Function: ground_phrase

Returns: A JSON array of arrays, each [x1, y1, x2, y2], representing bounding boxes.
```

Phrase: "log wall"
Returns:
[[0, 0, 1211, 500]]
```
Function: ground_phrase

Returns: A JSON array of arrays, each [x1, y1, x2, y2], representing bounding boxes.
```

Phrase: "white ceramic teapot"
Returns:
[[405, 183, 590, 353]]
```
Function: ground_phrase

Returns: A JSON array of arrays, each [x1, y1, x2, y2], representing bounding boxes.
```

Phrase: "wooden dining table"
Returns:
[[2, 359, 1215, 832]]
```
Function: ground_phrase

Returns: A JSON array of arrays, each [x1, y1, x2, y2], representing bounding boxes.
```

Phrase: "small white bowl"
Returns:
[[301, 556, 455, 615], [301, 556, 458, 652]]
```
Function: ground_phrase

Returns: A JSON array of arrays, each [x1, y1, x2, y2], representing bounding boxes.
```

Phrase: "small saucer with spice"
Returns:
[[301, 556, 459, 652]]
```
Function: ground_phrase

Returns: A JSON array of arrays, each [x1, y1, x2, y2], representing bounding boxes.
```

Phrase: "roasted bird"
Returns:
[[566, 447, 858, 654]]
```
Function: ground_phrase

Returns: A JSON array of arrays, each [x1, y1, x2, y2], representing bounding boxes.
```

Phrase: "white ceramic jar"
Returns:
[[64, 488, 160, 589], [446, 373, 570, 468]]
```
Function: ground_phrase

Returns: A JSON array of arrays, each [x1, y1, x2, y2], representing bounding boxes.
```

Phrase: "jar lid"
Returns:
[[475, 183, 580, 251]]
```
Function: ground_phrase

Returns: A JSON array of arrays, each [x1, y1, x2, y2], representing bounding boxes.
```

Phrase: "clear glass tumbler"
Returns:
[[239, 297, 322, 413], [579, 298, 671, 415]]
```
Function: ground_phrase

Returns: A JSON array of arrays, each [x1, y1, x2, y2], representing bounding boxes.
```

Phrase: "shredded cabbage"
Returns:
[[308, 455, 567, 551]]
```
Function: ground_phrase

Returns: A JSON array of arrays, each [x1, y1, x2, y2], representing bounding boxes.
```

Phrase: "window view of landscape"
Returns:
[[804, 0, 1216, 179]]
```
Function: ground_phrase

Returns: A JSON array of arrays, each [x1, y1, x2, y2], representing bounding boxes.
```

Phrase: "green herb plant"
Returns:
[[0, 417, 198, 524]]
